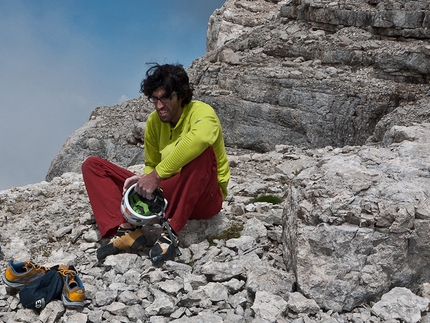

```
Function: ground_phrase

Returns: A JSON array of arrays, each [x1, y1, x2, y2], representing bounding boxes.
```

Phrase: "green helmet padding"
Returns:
[[129, 193, 151, 216], [128, 188, 165, 216]]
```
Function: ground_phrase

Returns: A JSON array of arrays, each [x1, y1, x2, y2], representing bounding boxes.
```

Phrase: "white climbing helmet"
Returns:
[[121, 184, 168, 226]]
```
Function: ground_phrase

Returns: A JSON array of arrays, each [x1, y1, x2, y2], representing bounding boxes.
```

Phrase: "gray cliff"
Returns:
[[46, 0, 430, 179]]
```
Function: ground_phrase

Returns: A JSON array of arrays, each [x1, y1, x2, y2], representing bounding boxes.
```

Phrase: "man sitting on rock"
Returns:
[[81, 63, 230, 264]]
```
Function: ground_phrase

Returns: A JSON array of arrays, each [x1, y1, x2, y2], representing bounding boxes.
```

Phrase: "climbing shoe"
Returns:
[[2, 261, 50, 289], [57, 265, 85, 308], [149, 226, 180, 265], [97, 228, 147, 260]]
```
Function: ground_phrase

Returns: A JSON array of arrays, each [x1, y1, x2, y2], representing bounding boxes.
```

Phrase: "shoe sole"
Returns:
[[150, 252, 176, 265], [61, 294, 84, 308], [96, 243, 121, 260], [1, 273, 26, 289]]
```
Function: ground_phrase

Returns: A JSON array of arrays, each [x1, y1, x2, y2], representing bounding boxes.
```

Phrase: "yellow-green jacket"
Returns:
[[143, 100, 230, 200]]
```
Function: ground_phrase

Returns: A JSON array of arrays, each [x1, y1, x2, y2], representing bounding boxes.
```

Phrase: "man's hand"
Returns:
[[133, 170, 163, 199], [123, 175, 141, 195]]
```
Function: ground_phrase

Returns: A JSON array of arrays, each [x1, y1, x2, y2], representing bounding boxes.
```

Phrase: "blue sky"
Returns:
[[0, 0, 225, 190]]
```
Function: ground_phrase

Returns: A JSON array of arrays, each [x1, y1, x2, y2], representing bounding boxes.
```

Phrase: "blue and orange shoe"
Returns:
[[57, 265, 85, 308], [1, 261, 50, 288]]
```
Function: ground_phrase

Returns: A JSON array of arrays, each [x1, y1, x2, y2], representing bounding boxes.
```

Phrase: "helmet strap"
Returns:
[[156, 208, 181, 257]]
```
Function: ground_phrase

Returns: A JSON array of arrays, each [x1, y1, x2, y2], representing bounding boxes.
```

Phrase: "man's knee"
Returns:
[[186, 147, 216, 170], [81, 156, 102, 174]]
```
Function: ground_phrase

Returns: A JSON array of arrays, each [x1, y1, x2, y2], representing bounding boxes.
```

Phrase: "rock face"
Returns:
[[46, 0, 430, 179], [4, 0, 430, 321], [190, 0, 429, 151]]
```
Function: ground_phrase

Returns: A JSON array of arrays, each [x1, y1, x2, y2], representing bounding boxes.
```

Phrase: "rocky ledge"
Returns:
[[2, 0, 430, 322], [2, 122, 430, 322]]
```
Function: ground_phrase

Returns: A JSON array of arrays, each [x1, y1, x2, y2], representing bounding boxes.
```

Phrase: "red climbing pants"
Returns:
[[81, 147, 222, 238]]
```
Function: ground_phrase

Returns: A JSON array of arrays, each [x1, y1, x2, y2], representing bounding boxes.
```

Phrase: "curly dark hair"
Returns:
[[140, 63, 193, 107]]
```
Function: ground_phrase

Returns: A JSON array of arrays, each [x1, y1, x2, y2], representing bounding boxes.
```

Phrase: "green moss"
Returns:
[[209, 222, 243, 245]]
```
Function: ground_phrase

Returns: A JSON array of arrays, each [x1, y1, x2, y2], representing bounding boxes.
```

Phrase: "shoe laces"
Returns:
[[58, 266, 79, 288], [23, 261, 50, 274]]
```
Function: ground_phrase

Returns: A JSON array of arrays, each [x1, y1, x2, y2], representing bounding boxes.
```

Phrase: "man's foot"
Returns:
[[149, 227, 180, 265], [97, 229, 147, 260]]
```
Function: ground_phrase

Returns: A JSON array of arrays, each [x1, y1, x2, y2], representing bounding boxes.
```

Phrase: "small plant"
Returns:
[[248, 194, 283, 204], [209, 222, 243, 245], [30, 245, 52, 259], [293, 169, 302, 176], [229, 160, 239, 168]]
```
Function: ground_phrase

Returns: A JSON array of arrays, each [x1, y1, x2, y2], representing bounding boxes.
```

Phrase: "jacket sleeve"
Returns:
[[143, 113, 161, 175]]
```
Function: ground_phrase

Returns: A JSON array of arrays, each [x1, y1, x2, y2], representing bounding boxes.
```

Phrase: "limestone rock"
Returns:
[[282, 122, 430, 311]]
